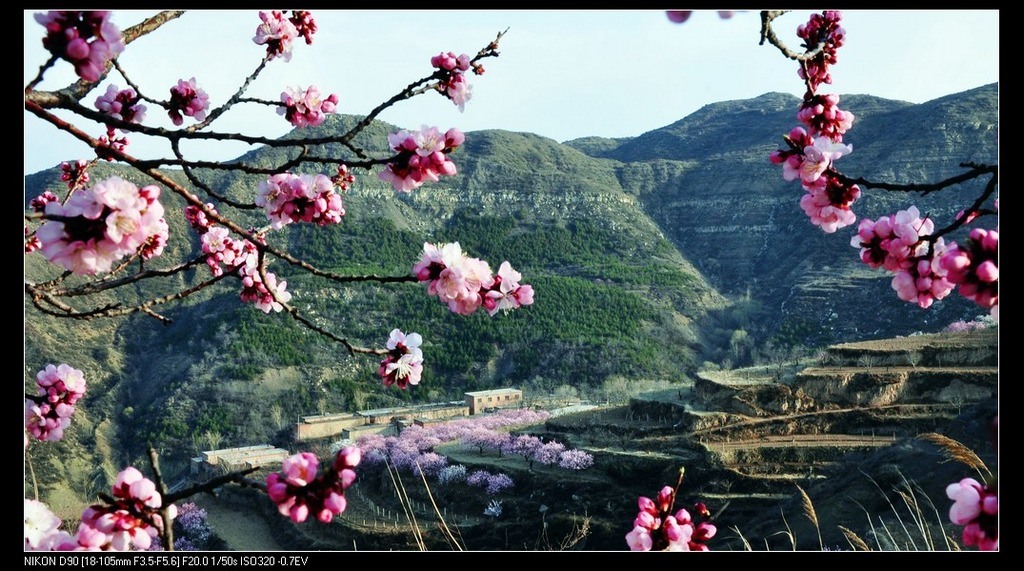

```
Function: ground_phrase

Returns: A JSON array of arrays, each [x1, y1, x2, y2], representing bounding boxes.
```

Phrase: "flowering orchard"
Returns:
[[631, 9, 997, 552], [25, 10, 533, 551]]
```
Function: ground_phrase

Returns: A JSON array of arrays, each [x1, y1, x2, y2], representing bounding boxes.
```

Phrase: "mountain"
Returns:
[[568, 83, 998, 345]]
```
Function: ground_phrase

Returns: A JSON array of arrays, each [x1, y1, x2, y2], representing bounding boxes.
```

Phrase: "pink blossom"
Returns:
[[940, 228, 998, 318], [30, 191, 60, 212], [282, 452, 319, 487], [378, 328, 425, 389], [946, 477, 998, 550], [266, 447, 360, 524], [279, 85, 339, 128], [60, 160, 91, 190], [332, 164, 355, 191], [798, 93, 854, 141], [167, 78, 210, 126], [26, 364, 87, 442], [379, 126, 464, 192], [797, 136, 852, 185], [851, 206, 933, 272], [184, 203, 218, 233], [25, 499, 63, 550], [413, 242, 534, 317], [771, 126, 815, 178], [253, 11, 298, 61], [35, 177, 168, 275], [800, 173, 860, 233], [444, 72, 473, 112], [256, 172, 345, 228], [483, 261, 535, 315], [289, 11, 317, 45], [79, 467, 175, 551], [25, 228, 42, 254], [35, 11, 124, 82], [795, 11, 845, 92], [239, 253, 292, 313], [891, 241, 955, 309], [95, 84, 147, 123], [627, 478, 715, 551], [432, 52, 473, 111], [95, 127, 130, 161]]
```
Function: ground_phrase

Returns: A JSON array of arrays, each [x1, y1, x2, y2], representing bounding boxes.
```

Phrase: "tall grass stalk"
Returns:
[[795, 484, 823, 550], [415, 460, 464, 551], [384, 457, 425, 551], [918, 432, 992, 480]]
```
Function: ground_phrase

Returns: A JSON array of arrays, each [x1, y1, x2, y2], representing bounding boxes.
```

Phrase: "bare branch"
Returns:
[[35, 257, 206, 298], [164, 467, 266, 504], [147, 447, 175, 551], [836, 163, 997, 196]]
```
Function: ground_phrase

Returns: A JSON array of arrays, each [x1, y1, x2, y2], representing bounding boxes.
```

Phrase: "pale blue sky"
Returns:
[[24, 10, 999, 175]]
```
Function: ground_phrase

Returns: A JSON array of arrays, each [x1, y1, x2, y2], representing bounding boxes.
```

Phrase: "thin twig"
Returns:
[[147, 447, 175, 551]]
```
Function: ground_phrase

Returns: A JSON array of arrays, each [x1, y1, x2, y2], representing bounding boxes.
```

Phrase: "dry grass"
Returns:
[[795, 484, 823, 550], [918, 432, 992, 480], [838, 526, 871, 551]]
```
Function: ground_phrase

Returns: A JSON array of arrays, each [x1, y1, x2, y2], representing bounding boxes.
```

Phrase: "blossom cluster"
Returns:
[[851, 206, 955, 309], [798, 93, 854, 142], [253, 10, 317, 61], [96, 127, 130, 161], [95, 84, 146, 123], [431, 51, 474, 112], [626, 484, 716, 551], [25, 499, 63, 550], [332, 164, 355, 191], [35, 176, 169, 275], [265, 447, 360, 524], [378, 328, 424, 389], [26, 364, 87, 443], [412, 242, 535, 316], [947, 477, 998, 550], [30, 191, 60, 212], [378, 126, 464, 192], [279, 85, 338, 128], [239, 254, 292, 313], [187, 204, 292, 313], [770, 12, 859, 234], [27, 467, 176, 551], [35, 11, 124, 82], [167, 77, 210, 126], [795, 10, 846, 92], [256, 172, 345, 229], [61, 159, 91, 190], [939, 227, 999, 320]]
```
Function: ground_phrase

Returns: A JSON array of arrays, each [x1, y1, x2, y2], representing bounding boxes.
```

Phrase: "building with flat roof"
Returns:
[[465, 388, 523, 414]]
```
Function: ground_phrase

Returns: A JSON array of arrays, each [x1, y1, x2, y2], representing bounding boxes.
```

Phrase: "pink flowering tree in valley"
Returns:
[[24, 10, 535, 551]]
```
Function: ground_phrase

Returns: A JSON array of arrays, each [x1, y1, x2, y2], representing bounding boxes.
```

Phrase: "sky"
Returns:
[[23, 9, 1000, 176]]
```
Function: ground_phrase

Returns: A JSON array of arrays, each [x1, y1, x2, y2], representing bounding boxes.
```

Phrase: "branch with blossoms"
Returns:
[[669, 10, 999, 552], [625, 468, 717, 551], [24, 362, 368, 551], [25, 10, 534, 552], [25, 10, 533, 380], [755, 10, 998, 320]]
